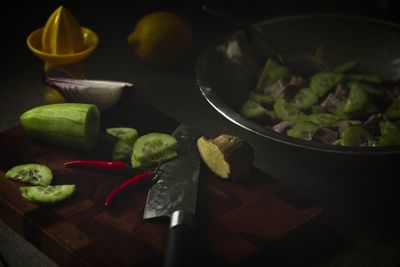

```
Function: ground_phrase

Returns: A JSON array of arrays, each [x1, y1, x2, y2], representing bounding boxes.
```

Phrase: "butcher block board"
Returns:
[[0, 100, 321, 266]]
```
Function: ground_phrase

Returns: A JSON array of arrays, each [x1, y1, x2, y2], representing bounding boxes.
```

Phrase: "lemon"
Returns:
[[128, 11, 193, 66]]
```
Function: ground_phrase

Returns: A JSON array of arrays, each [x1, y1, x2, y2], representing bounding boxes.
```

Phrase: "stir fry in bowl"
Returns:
[[240, 58, 400, 147]]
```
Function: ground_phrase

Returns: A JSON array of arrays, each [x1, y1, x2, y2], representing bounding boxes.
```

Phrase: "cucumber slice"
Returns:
[[249, 92, 274, 107], [307, 113, 341, 128], [340, 126, 372, 146], [255, 58, 290, 93], [240, 99, 268, 119], [273, 97, 305, 122], [106, 127, 138, 144], [343, 82, 368, 113], [292, 88, 318, 109], [112, 139, 134, 161], [20, 185, 76, 204], [287, 122, 319, 141], [131, 133, 178, 167], [310, 72, 344, 97], [20, 103, 100, 150], [332, 61, 358, 73], [376, 132, 400, 146], [347, 74, 382, 84], [5, 164, 52, 186], [385, 97, 400, 120]]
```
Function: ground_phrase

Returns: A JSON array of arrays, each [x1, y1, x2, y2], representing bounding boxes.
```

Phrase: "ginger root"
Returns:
[[197, 134, 254, 180]]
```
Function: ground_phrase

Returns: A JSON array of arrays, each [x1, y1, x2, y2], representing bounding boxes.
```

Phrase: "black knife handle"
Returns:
[[164, 224, 197, 267], [164, 210, 197, 267]]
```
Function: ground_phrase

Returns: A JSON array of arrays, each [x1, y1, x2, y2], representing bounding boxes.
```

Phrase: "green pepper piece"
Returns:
[[287, 122, 319, 141], [333, 61, 358, 73], [385, 97, 400, 120], [310, 72, 344, 97], [292, 88, 318, 109], [340, 126, 372, 146], [249, 92, 274, 107], [347, 74, 382, 84], [376, 132, 400, 146], [240, 99, 268, 119], [310, 105, 326, 114], [307, 113, 341, 128], [379, 120, 400, 136], [343, 82, 368, 113], [273, 97, 305, 122], [255, 58, 290, 93]]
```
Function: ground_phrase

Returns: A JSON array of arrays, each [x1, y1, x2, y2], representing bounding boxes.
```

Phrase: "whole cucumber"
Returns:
[[20, 103, 100, 150]]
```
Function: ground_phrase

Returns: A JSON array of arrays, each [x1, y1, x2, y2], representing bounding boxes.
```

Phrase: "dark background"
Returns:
[[1, 1, 400, 266]]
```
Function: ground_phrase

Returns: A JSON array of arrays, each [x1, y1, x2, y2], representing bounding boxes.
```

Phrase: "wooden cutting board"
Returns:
[[0, 99, 321, 266]]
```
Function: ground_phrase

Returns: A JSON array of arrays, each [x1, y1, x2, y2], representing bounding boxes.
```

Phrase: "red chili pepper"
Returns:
[[104, 171, 152, 206], [64, 160, 128, 171]]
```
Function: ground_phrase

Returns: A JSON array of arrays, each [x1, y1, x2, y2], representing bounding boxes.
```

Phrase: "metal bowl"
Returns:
[[196, 14, 400, 157]]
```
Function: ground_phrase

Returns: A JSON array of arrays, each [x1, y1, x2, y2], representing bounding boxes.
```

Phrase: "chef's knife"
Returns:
[[143, 123, 201, 267]]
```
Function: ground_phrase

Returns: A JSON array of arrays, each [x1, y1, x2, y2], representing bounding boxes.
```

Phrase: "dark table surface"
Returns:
[[1, 1, 400, 266]]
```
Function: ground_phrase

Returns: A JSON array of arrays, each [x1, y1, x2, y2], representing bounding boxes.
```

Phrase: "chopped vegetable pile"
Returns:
[[240, 59, 400, 147]]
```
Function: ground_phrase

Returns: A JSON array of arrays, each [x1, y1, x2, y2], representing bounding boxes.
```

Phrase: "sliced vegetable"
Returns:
[[333, 61, 358, 73], [106, 127, 138, 144], [307, 113, 341, 128], [343, 82, 368, 113], [376, 132, 400, 146], [273, 97, 305, 122], [45, 77, 134, 112], [112, 140, 134, 161], [255, 58, 290, 93], [197, 134, 254, 180], [379, 120, 400, 136], [310, 72, 344, 97], [385, 96, 400, 120], [5, 164, 52, 186], [292, 87, 318, 109], [20, 185, 76, 204], [311, 105, 326, 114], [340, 126, 372, 146], [347, 74, 382, 84], [249, 92, 274, 107], [131, 133, 178, 168], [20, 103, 100, 150], [287, 122, 319, 141], [240, 99, 268, 119]]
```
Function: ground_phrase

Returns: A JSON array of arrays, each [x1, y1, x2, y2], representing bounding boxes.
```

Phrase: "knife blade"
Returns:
[[143, 123, 201, 267]]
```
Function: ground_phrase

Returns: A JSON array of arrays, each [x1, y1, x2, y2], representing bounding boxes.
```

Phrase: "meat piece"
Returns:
[[338, 120, 360, 136], [320, 83, 348, 113], [264, 75, 305, 100], [320, 93, 341, 113], [312, 127, 338, 144], [264, 79, 286, 99], [362, 113, 383, 135], [334, 83, 348, 99], [272, 121, 294, 133]]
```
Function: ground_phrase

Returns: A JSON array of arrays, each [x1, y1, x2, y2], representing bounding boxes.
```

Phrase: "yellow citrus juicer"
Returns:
[[27, 6, 99, 103]]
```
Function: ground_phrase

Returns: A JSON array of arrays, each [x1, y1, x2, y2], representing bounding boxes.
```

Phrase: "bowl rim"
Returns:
[[196, 13, 400, 156]]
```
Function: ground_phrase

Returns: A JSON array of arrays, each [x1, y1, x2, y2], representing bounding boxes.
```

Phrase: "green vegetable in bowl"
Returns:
[[273, 97, 305, 122], [310, 72, 344, 97], [343, 81, 368, 113], [332, 61, 358, 73], [292, 88, 318, 109], [255, 58, 290, 93], [240, 58, 400, 147], [287, 122, 319, 141]]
